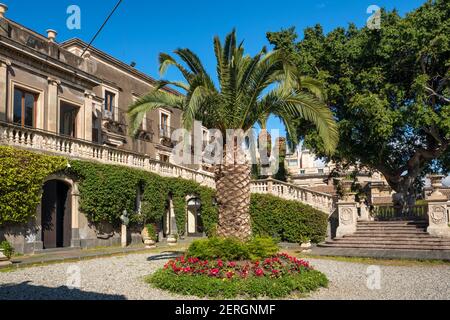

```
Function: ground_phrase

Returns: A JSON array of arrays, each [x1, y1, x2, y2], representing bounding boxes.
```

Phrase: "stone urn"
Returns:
[[167, 234, 178, 246], [0, 249, 12, 268], [429, 174, 445, 196], [141, 225, 157, 249]]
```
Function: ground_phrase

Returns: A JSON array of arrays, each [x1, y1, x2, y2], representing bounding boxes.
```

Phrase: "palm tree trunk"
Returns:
[[215, 163, 252, 240]]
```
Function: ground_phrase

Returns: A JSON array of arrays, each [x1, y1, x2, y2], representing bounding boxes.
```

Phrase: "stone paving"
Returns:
[[1, 251, 449, 300]]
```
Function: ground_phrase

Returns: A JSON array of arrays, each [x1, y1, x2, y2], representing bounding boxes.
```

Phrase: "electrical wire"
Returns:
[[81, 0, 123, 57]]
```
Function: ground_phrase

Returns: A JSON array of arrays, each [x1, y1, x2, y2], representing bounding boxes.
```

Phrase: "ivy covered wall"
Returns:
[[0, 147, 68, 226], [0, 147, 328, 243]]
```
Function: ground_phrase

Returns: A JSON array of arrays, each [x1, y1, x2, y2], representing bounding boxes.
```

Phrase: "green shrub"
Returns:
[[0, 241, 14, 259], [186, 237, 279, 261], [250, 194, 328, 243], [145, 224, 158, 241], [148, 268, 328, 299], [247, 237, 279, 260], [0, 147, 68, 226]]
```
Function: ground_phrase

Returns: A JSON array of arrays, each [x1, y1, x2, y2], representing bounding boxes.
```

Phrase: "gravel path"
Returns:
[[0, 253, 449, 300]]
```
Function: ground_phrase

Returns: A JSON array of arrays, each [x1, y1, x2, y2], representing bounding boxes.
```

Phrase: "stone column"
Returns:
[[71, 185, 81, 248], [336, 195, 358, 238], [83, 91, 94, 141], [427, 175, 450, 238], [47, 77, 60, 133], [0, 59, 10, 122]]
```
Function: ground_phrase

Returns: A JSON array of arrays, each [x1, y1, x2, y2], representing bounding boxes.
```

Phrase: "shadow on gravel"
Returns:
[[0, 281, 126, 300], [147, 252, 184, 262]]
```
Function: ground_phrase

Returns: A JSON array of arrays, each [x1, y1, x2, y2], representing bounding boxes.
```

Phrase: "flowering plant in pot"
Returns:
[[142, 224, 158, 248], [0, 241, 14, 262]]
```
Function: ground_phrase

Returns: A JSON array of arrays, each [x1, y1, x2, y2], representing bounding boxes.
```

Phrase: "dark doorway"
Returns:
[[41, 180, 72, 249], [59, 102, 79, 138]]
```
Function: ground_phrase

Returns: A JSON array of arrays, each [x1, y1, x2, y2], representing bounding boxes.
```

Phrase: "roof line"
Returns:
[[60, 38, 182, 96]]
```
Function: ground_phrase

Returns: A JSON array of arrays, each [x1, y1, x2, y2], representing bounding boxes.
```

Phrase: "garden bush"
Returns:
[[0, 241, 14, 259], [250, 194, 329, 243], [0, 146, 68, 226], [186, 237, 279, 261], [148, 253, 328, 298]]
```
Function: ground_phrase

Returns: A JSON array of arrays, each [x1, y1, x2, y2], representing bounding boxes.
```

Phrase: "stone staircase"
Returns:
[[321, 221, 450, 251]]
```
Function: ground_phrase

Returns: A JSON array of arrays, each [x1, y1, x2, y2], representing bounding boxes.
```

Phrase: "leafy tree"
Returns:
[[128, 30, 338, 240], [267, 0, 450, 206]]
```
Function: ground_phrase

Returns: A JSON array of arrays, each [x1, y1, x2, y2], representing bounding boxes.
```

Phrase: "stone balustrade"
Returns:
[[0, 121, 337, 214], [250, 178, 336, 215], [0, 121, 216, 189]]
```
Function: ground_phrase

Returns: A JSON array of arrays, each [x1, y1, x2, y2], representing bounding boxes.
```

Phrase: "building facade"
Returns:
[[0, 4, 214, 254]]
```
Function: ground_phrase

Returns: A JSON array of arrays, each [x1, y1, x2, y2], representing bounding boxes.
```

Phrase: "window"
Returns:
[[13, 88, 37, 127], [92, 113, 100, 143], [160, 112, 170, 138], [160, 154, 170, 163], [104, 91, 115, 114], [300, 170, 306, 175], [318, 169, 325, 175], [59, 102, 79, 138]]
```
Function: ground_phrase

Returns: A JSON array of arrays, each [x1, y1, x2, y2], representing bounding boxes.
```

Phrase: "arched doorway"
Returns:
[[41, 180, 72, 249], [187, 198, 203, 236]]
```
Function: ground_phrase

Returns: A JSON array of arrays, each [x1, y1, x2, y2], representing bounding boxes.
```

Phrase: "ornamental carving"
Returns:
[[340, 208, 353, 226], [431, 206, 447, 225]]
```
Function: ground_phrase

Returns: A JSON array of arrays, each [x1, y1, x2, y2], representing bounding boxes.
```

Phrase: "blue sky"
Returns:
[[7, 0, 426, 135]]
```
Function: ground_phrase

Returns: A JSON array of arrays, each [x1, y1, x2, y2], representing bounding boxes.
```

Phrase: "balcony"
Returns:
[[159, 125, 175, 148], [101, 107, 128, 147], [0, 120, 215, 188], [135, 119, 154, 143]]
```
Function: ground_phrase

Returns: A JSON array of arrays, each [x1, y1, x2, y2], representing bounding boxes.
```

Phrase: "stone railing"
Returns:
[[0, 122, 338, 213], [0, 121, 215, 188], [250, 178, 336, 214]]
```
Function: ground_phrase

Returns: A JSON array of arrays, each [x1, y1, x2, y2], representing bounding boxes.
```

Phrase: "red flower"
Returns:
[[226, 271, 235, 279], [255, 268, 264, 277], [228, 262, 237, 268], [209, 268, 220, 277], [217, 259, 224, 268]]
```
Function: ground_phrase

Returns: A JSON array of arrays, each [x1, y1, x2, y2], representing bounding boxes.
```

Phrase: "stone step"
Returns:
[[353, 231, 429, 236], [343, 234, 436, 239], [319, 243, 450, 251], [330, 239, 450, 245], [357, 225, 427, 229], [358, 221, 427, 225]]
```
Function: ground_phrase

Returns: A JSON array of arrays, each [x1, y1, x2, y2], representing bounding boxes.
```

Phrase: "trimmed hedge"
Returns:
[[186, 237, 279, 261], [250, 194, 328, 244], [68, 161, 218, 235], [0, 146, 68, 225]]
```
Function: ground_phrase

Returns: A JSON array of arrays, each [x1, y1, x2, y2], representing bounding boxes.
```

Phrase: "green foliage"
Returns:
[[250, 194, 328, 243], [0, 147, 68, 226], [186, 237, 279, 261], [0, 241, 14, 259], [145, 224, 158, 241], [68, 161, 218, 235], [267, 0, 450, 195], [148, 268, 328, 299]]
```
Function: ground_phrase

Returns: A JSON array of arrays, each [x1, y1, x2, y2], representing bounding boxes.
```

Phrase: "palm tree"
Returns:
[[128, 30, 338, 240]]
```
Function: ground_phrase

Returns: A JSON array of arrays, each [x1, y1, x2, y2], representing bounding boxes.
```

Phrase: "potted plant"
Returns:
[[0, 241, 14, 267], [299, 236, 312, 249], [167, 233, 178, 246], [142, 224, 157, 248]]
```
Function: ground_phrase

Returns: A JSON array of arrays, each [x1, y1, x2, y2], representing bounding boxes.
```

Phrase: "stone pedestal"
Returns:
[[359, 201, 371, 221], [0, 250, 12, 268], [121, 224, 128, 248], [427, 175, 450, 238], [427, 194, 450, 238], [336, 200, 358, 238]]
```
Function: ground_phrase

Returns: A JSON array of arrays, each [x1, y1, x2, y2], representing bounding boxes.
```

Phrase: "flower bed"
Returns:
[[148, 253, 328, 298]]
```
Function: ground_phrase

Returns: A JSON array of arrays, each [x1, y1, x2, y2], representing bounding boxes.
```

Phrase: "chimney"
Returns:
[[46, 29, 57, 42], [0, 3, 8, 18]]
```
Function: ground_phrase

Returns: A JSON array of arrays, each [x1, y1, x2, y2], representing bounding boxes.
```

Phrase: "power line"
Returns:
[[81, 0, 124, 57]]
